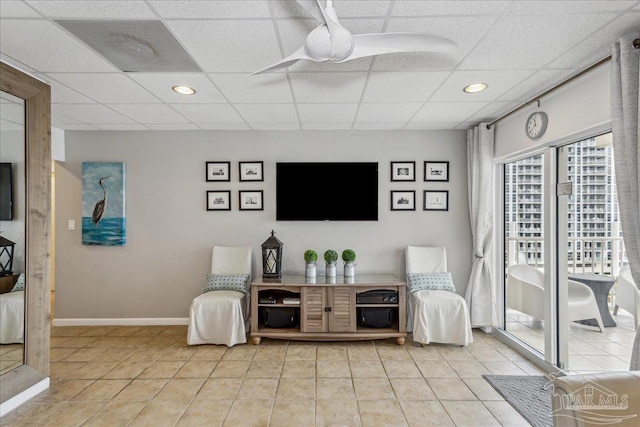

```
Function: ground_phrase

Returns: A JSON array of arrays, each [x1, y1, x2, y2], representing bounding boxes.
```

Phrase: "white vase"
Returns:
[[305, 263, 316, 278], [344, 262, 355, 277], [326, 263, 336, 277]]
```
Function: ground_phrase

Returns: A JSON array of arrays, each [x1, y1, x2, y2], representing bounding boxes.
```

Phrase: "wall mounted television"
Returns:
[[0, 163, 13, 221], [276, 162, 378, 221]]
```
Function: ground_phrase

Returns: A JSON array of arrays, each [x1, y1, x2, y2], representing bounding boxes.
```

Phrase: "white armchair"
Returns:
[[506, 263, 605, 332], [405, 246, 473, 346], [614, 266, 640, 330], [187, 246, 252, 347]]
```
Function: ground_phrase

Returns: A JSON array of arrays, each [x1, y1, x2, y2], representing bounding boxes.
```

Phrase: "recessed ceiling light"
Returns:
[[172, 85, 196, 95], [463, 83, 488, 93]]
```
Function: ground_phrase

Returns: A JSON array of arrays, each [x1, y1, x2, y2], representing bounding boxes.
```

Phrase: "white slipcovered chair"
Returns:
[[405, 246, 473, 346], [614, 266, 640, 330], [507, 263, 605, 332], [187, 246, 252, 347]]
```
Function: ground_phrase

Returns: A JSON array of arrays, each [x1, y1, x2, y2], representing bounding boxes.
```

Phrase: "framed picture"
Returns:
[[239, 190, 264, 211], [239, 161, 264, 182], [424, 190, 449, 211], [207, 191, 231, 211], [82, 162, 126, 246], [390, 190, 416, 211], [424, 161, 449, 182], [390, 161, 416, 182], [206, 161, 230, 182]]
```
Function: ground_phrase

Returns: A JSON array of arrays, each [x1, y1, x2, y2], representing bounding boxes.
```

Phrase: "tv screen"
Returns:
[[277, 162, 378, 221], [0, 163, 13, 221]]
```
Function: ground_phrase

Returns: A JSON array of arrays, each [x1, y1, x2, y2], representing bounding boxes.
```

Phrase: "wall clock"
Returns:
[[525, 111, 548, 140]]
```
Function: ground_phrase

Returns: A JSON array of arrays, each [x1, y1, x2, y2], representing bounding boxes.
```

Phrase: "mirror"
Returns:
[[0, 90, 26, 375], [0, 61, 51, 407]]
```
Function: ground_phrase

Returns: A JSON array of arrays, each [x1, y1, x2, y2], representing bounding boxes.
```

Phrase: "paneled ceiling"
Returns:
[[0, 1, 638, 131]]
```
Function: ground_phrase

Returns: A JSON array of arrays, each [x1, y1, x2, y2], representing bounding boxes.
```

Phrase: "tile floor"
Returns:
[[506, 308, 637, 374], [0, 326, 550, 427]]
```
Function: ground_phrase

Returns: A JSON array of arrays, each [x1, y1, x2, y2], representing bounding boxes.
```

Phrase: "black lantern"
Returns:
[[261, 230, 283, 282], [0, 236, 15, 277]]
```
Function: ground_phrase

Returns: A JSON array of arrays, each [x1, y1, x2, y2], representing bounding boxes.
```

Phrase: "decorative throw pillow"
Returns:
[[11, 273, 25, 292], [408, 272, 456, 293], [204, 273, 249, 294]]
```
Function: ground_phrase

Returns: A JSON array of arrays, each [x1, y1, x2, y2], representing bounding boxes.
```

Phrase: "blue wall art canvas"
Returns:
[[82, 162, 126, 246]]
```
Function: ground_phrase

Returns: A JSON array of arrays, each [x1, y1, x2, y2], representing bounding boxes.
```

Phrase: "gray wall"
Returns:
[[54, 129, 472, 320]]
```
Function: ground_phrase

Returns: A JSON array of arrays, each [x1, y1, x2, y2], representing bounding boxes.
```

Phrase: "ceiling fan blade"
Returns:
[[339, 33, 457, 62], [250, 46, 316, 75], [295, 0, 326, 23]]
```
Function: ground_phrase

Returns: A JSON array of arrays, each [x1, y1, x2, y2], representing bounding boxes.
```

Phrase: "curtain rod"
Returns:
[[486, 37, 640, 130]]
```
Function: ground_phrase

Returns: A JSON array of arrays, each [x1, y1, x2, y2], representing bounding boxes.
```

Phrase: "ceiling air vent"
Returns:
[[55, 20, 201, 72]]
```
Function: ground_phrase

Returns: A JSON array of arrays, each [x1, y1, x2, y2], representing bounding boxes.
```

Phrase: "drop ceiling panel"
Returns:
[[356, 103, 423, 123], [302, 123, 353, 130], [0, 20, 117, 72], [146, 124, 200, 131], [50, 81, 96, 104], [547, 13, 640, 69], [128, 73, 226, 104], [0, 1, 41, 17], [465, 101, 519, 123], [48, 73, 161, 104], [56, 123, 99, 130], [170, 104, 244, 124], [411, 102, 488, 123], [354, 122, 409, 130], [297, 104, 359, 123], [198, 123, 250, 130], [209, 73, 293, 103], [167, 20, 281, 72], [375, 16, 497, 71], [149, 1, 271, 18], [363, 72, 450, 102], [289, 72, 368, 103], [54, 104, 135, 124], [108, 104, 190, 124], [497, 70, 573, 102], [504, 1, 636, 15], [95, 124, 149, 131], [26, 1, 156, 19], [392, 1, 510, 16], [327, 1, 391, 18], [404, 122, 462, 130], [51, 111, 83, 124], [430, 70, 535, 102], [251, 123, 301, 130], [235, 104, 299, 124], [459, 14, 618, 70]]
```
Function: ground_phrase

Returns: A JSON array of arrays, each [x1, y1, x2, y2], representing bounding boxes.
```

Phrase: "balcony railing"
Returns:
[[506, 222, 626, 276]]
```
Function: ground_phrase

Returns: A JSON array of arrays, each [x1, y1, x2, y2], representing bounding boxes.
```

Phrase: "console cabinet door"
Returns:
[[328, 286, 356, 332], [301, 287, 326, 333]]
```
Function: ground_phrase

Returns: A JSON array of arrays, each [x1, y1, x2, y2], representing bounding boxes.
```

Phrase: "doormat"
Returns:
[[482, 374, 552, 427]]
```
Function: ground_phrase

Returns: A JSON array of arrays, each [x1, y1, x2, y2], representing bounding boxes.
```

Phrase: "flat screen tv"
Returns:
[[0, 163, 13, 221], [277, 162, 378, 221]]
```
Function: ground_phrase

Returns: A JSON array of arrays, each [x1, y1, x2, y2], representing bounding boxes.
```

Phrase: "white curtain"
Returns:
[[465, 123, 497, 327], [611, 32, 640, 287]]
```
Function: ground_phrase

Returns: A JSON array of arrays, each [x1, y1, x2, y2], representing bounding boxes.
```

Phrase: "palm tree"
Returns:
[[92, 176, 111, 226]]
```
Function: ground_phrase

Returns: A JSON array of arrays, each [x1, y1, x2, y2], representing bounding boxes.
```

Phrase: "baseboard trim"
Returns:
[[52, 318, 189, 327], [0, 378, 49, 417]]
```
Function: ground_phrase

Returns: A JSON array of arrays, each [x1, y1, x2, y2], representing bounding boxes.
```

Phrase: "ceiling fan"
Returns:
[[252, 0, 457, 75]]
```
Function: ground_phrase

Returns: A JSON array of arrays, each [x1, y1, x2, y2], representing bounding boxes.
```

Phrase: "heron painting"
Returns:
[[82, 162, 126, 246]]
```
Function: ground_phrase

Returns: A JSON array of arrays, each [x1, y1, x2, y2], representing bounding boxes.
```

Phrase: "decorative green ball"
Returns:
[[304, 249, 318, 263], [324, 249, 338, 263], [342, 249, 356, 262]]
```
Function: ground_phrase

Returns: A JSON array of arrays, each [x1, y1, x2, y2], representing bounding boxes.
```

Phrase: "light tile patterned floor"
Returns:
[[0, 326, 549, 427], [506, 308, 636, 374]]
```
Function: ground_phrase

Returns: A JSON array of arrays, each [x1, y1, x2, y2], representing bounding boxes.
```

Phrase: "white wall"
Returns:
[[55, 129, 472, 320], [494, 64, 610, 159]]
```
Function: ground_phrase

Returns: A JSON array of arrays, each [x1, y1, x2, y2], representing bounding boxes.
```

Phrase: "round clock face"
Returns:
[[525, 111, 548, 140]]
